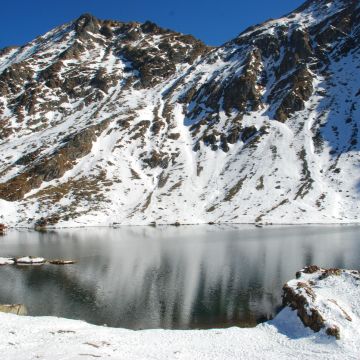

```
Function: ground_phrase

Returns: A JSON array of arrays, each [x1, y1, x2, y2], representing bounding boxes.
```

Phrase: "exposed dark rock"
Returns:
[[273, 67, 314, 122], [100, 25, 113, 38], [34, 215, 61, 230], [90, 68, 114, 93], [131, 120, 150, 139], [59, 42, 86, 60], [227, 127, 242, 144], [0, 63, 34, 96], [140, 21, 167, 35], [326, 326, 341, 340], [319, 268, 342, 280], [193, 142, 201, 152], [15, 148, 43, 166], [151, 120, 165, 135], [283, 283, 325, 332], [74, 13, 100, 39], [252, 33, 281, 59], [0, 120, 110, 201], [220, 135, 230, 152], [224, 176, 247, 201], [157, 171, 169, 188], [0, 46, 18, 57], [143, 151, 169, 169], [223, 51, 263, 114], [203, 133, 217, 146], [302, 265, 321, 274], [168, 133, 180, 140], [121, 32, 209, 88], [130, 168, 141, 180], [0, 223, 7, 235], [277, 29, 313, 77], [241, 126, 257, 142]]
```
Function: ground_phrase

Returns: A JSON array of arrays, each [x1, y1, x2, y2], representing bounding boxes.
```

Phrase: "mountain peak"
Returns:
[[77, 13, 97, 21], [73, 13, 101, 36]]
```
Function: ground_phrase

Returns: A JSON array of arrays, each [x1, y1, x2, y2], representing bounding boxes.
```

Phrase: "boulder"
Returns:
[[48, 260, 76, 265], [0, 224, 7, 235], [16, 256, 46, 265], [0, 257, 15, 265], [0, 304, 27, 316], [283, 266, 357, 340]]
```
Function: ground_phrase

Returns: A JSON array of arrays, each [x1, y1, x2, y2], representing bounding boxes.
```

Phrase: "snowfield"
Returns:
[[1, 267, 360, 360]]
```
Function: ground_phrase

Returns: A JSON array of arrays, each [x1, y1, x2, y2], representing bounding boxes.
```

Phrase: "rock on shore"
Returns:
[[283, 266, 360, 340]]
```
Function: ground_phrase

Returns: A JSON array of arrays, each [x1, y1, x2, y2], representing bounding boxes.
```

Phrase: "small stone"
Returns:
[[48, 260, 76, 265], [326, 325, 340, 340], [319, 268, 342, 280], [302, 265, 321, 274]]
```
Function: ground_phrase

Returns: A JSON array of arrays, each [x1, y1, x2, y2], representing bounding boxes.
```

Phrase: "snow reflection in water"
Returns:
[[0, 224, 359, 329]]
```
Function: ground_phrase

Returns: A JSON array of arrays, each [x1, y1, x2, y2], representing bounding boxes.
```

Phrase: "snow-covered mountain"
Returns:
[[0, 0, 359, 227]]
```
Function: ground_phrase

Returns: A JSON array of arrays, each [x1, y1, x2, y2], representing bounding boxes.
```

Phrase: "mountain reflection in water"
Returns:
[[0, 225, 359, 329]]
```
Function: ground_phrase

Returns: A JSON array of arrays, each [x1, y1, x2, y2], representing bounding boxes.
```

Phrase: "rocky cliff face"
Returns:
[[0, 0, 359, 227]]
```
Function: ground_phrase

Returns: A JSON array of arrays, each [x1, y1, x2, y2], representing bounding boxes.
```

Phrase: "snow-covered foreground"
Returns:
[[0, 309, 356, 360], [1, 267, 360, 360]]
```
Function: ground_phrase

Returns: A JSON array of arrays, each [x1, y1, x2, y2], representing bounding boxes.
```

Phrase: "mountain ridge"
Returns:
[[0, 0, 359, 227]]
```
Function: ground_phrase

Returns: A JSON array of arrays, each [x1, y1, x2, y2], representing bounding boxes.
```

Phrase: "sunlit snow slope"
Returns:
[[0, 0, 359, 227]]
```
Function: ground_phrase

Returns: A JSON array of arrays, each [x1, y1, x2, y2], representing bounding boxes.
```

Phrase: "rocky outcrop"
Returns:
[[283, 266, 357, 339], [143, 151, 169, 169], [273, 67, 314, 122], [0, 120, 110, 201], [34, 215, 61, 230], [121, 27, 209, 88]]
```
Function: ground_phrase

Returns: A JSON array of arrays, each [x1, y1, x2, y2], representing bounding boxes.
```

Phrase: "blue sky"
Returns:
[[1, 0, 304, 48]]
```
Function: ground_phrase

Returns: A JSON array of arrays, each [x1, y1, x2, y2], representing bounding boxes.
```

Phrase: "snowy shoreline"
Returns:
[[0, 308, 356, 360], [1, 267, 359, 359], [3, 221, 360, 231]]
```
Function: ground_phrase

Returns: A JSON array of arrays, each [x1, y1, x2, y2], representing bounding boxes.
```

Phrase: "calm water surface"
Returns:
[[0, 225, 359, 329]]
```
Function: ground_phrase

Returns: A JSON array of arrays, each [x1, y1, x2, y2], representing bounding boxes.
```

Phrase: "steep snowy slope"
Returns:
[[0, 0, 359, 227]]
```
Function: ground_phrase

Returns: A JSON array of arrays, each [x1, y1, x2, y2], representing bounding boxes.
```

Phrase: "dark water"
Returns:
[[0, 225, 359, 329]]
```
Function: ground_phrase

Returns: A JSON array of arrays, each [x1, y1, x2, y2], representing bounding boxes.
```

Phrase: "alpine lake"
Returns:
[[0, 224, 359, 330]]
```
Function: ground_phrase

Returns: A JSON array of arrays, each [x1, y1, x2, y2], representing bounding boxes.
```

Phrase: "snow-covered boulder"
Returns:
[[0, 257, 15, 265], [283, 266, 360, 340], [16, 256, 46, 265]]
